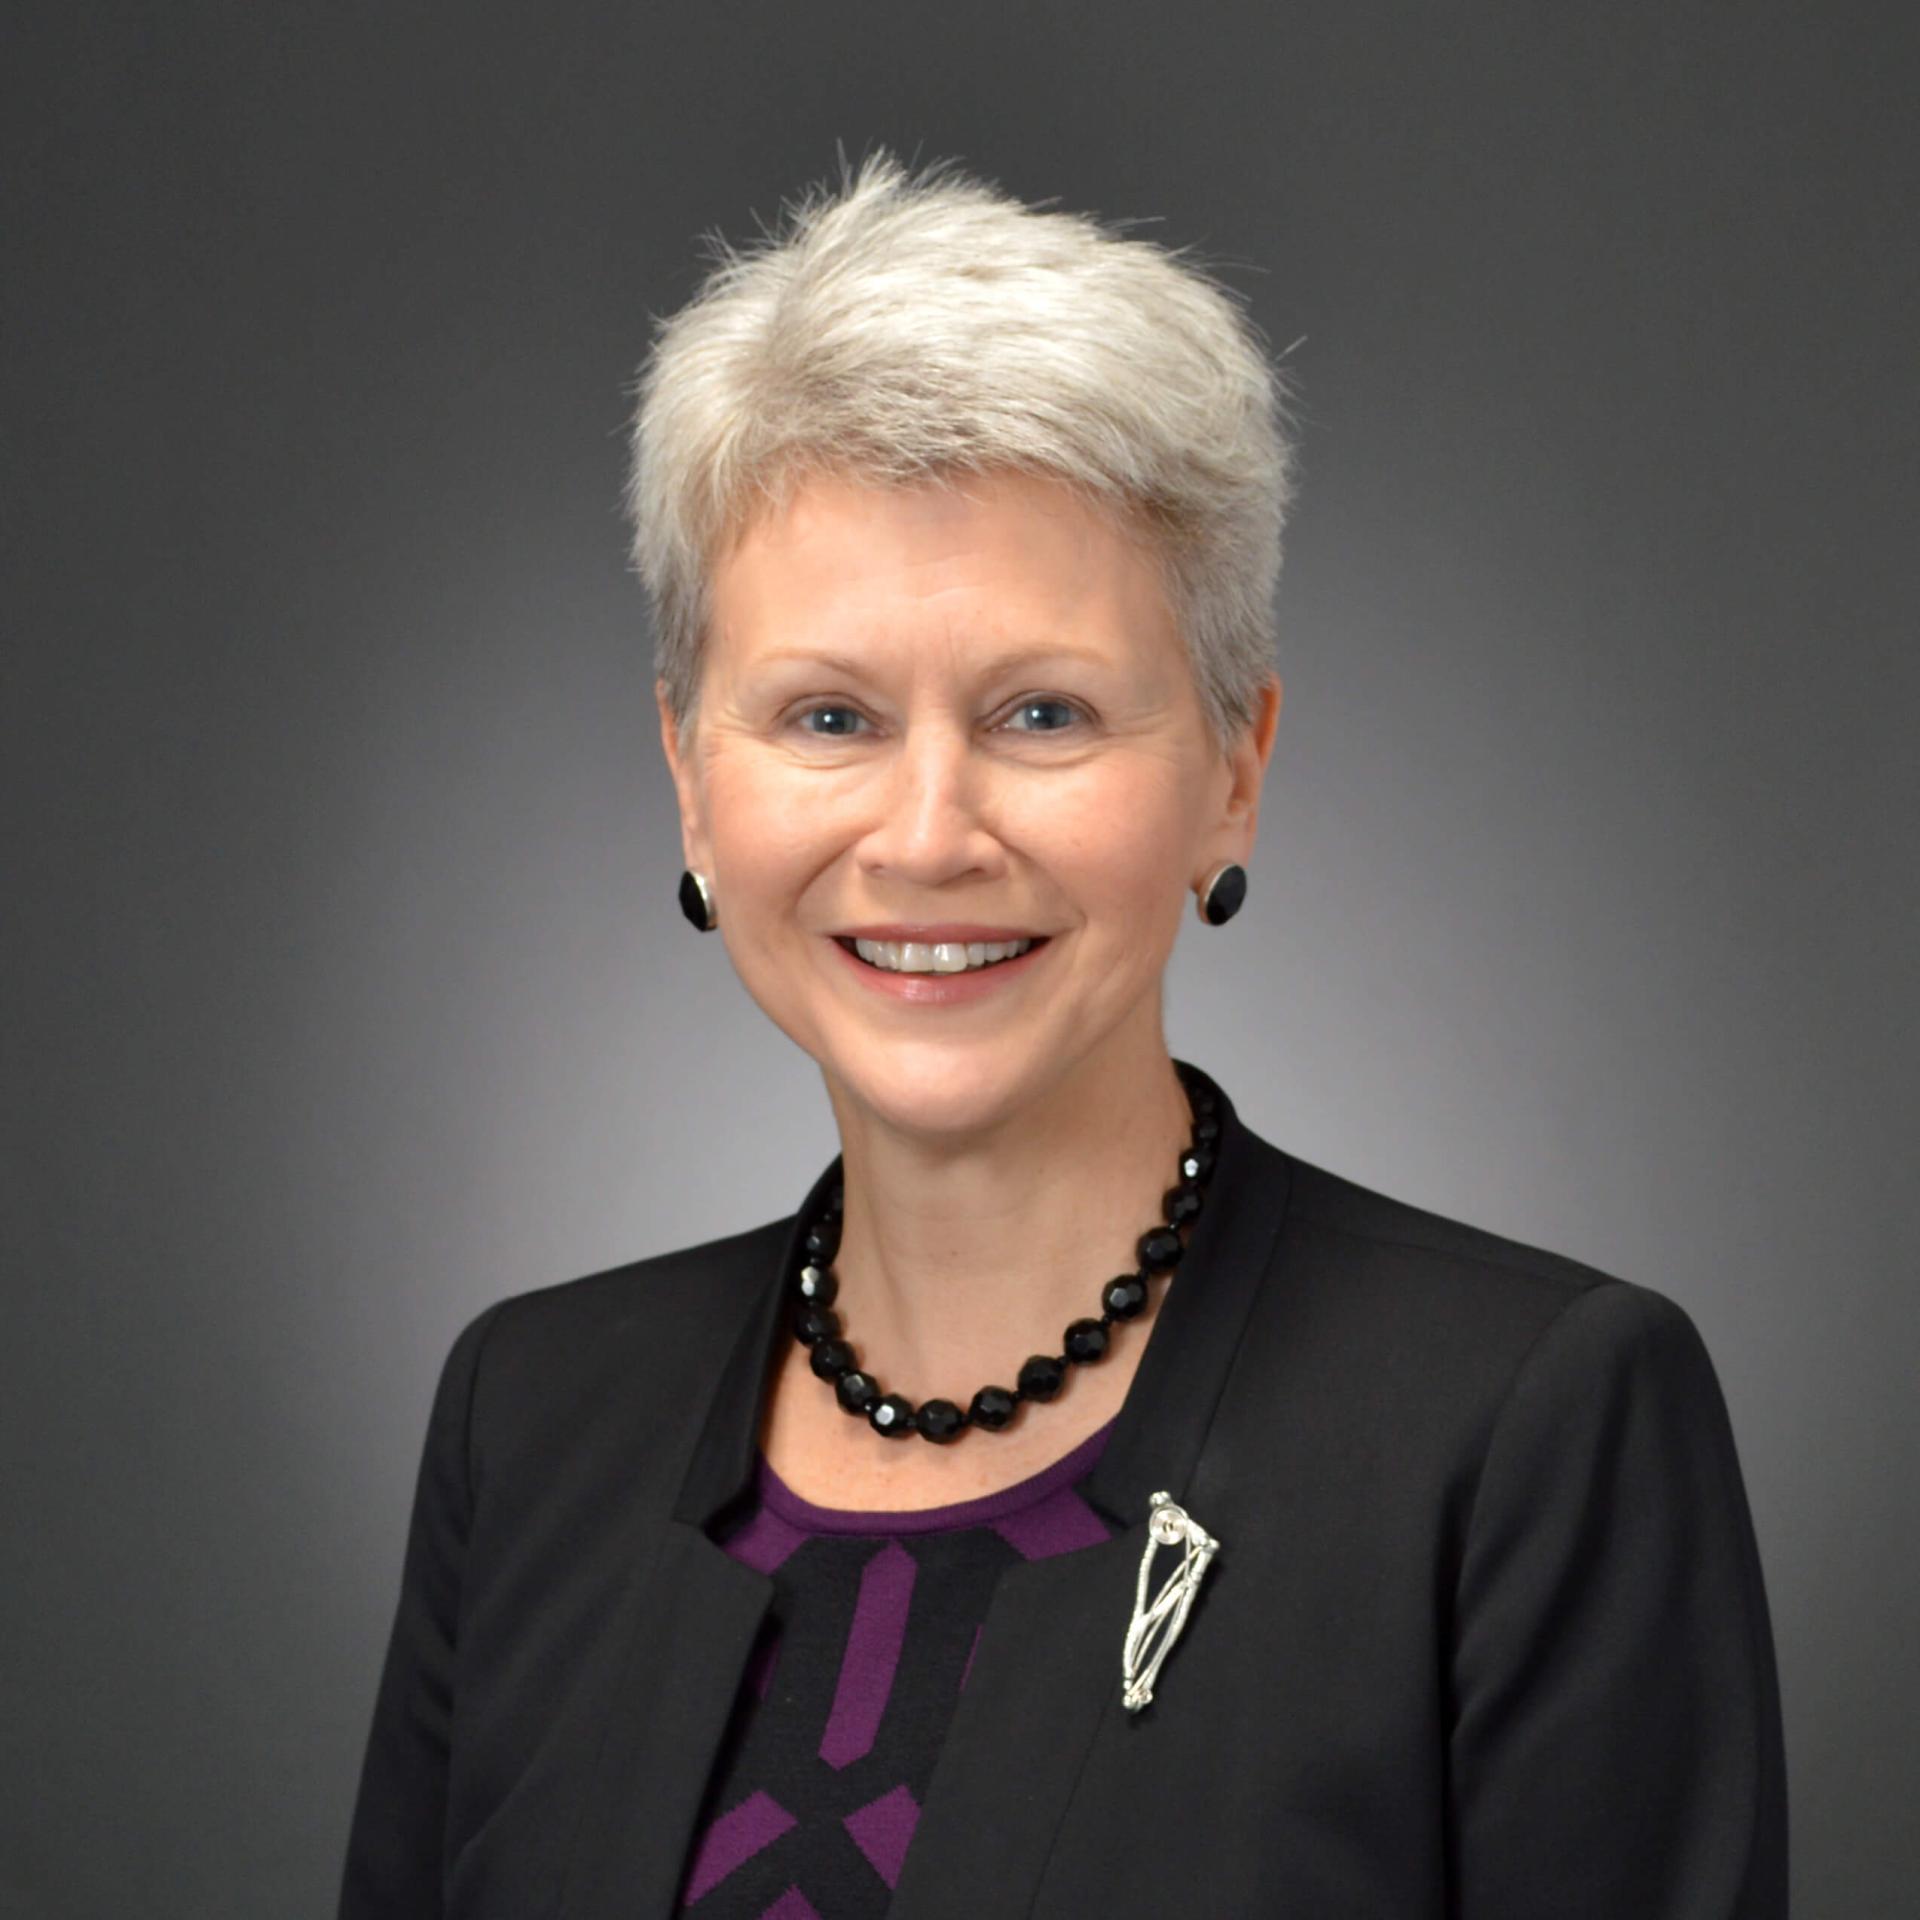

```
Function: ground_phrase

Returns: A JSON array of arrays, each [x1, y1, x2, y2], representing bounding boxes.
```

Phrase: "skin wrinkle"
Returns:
[[659, 468, 1279, 1511]]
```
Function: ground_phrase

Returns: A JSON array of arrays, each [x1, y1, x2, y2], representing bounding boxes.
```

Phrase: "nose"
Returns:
[[856, 723, 1004, 888]]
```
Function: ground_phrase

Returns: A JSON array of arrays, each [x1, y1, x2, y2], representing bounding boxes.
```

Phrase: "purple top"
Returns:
[[677, 1420, 1118, 1917]]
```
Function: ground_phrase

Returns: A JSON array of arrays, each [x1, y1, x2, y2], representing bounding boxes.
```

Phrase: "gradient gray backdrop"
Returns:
[[5, 3, 1914, 1914]]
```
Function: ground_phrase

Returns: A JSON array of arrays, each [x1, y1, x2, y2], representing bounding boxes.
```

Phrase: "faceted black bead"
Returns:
[[915, 1398, 966, 1443], [1102, 1273, 1150, 1321], [1162, 1182, 1203, 1226], [1186, 1084, 1217, 1116], [968, 1385, 1018, 1431], [1137, 1226, 1184, 1273], [1064, 1317, 1111, 1365], [1017, 1354, 1066, 1402], [802, 1219, 841, 1264], [824, 1185, 844, 1218], [792, 1302, 840, 1346], [795, 1263, 838, 1308], [1192, 1113, 1221, 1143], [1179, 1144, 1216, 1184], [868, 1393, 917, 1439], [835, 1368, 880, 1415], [809, 1336, 856, 1382]]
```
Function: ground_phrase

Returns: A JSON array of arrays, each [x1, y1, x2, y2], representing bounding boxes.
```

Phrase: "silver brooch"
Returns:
[[1121, 1491, 1220, 1712]]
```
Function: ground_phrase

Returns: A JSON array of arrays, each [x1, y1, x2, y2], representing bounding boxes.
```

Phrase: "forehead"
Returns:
[[707, 469, 1176, 659]]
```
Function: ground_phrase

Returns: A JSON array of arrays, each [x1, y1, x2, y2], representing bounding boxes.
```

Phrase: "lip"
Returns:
[[833, 924, 1047, 942], [827, 931, 1052, 1004]]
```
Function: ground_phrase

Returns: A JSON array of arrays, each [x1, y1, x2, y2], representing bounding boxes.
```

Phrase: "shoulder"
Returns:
[[1222, 1132, 1722, 1498], [1284, 1149, 1619, 1301], [477, 1211, 790, 1367], [426, 1212, 793, 1495], [1268, 1141, 1692, 1367]]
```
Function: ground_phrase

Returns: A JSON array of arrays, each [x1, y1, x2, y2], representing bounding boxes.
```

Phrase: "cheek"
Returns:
[[1008, 757, 1199, 922], [701, 757, 826, 912]]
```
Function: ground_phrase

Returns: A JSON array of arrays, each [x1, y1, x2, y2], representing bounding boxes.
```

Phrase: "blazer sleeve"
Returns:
[[337, 1300, 507, 1920], [1447, 1280, 1789, 1917]]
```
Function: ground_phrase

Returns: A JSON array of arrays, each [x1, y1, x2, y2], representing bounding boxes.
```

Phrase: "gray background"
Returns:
[[4, 2, 1913, 1914]]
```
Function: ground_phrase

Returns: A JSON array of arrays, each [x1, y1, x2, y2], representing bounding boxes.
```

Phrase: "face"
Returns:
[[659, 468, 1279, 1139]]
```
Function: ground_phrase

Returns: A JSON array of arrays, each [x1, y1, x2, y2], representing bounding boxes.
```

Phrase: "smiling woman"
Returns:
[[662, 467, 1274, 1159], [338, 151, 1786, 1920]]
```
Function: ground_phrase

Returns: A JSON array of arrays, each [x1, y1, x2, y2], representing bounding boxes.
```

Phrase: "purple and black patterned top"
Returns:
[[676, 1419, 1119, 1917]]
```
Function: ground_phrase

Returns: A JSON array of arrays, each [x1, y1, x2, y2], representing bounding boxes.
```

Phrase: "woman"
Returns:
[[339, 153, 1787, 1918]]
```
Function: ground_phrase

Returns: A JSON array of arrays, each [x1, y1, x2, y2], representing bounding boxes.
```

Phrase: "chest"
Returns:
[[440, 1468, 1456, 1919]]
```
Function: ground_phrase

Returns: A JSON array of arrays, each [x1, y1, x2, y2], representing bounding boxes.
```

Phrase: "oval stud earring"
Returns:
[[678, 869, 718, 932], [1196, 862, 1248, 927]]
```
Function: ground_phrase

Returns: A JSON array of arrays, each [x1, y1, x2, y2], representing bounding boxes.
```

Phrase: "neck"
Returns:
[[819, 1025, 1194, 1403]]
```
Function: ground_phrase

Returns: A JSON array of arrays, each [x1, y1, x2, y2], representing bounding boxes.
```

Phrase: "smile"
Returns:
[[844, 937, 1037, 974], [826, 929, 1054, 1004]]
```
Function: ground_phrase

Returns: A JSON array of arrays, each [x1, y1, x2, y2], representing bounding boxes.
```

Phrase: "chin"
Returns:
[[823, 1032, 1060, 1140]]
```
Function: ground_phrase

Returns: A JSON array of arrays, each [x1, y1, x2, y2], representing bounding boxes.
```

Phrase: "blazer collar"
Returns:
[[671, 1059, 1294, 1532]]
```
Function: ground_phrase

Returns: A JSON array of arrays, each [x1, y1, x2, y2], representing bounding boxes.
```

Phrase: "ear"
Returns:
[[655, 680, 710, 875], [1207, 674, 1282, 868]]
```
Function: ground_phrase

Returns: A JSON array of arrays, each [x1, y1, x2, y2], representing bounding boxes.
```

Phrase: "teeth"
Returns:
[[852, 937, 1035, 974]]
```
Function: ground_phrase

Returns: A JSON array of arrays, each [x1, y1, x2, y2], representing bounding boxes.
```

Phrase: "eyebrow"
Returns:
[[748, 643, 1116, 681]]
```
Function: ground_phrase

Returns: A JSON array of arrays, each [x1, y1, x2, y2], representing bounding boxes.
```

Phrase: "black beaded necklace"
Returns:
[[789, 1070, 1221, 1442]]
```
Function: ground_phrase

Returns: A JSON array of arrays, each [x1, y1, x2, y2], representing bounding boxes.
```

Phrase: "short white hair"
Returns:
[[624, 149, 1300, 745]]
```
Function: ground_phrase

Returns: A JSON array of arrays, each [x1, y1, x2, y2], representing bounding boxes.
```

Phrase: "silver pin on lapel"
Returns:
[[1121, 1491, 1220, 1712]]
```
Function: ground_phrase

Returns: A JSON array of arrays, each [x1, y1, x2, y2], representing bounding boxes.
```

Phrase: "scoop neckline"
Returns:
[[754, 1415, 1118, 1536]]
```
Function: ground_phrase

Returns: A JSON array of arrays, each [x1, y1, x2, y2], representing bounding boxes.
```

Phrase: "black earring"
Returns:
[[1197, 862, 1248, 926], [678, 869, 718, 932]]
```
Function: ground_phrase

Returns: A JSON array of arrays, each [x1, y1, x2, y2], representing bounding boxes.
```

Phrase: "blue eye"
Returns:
[[797, 706, 868, 737], [1004, 697, 1081, 734]]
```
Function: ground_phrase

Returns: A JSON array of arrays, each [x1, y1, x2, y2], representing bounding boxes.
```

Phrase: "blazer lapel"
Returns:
[[547, 1157, 844, 1920], [892, 1071, 1295, 1917], [886, 1521, 1148, 1919], [548, 1518, 772, 1919], [547, 1070, 1291, 1920]]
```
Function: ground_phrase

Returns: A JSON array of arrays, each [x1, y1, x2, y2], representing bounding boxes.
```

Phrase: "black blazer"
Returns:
[[338, 1067, 1788, 1917]]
